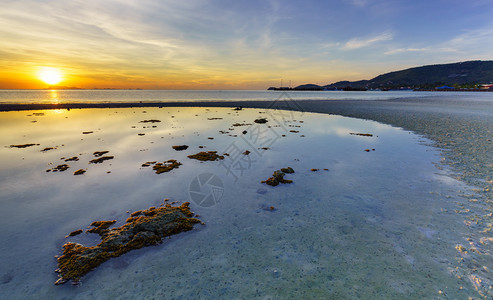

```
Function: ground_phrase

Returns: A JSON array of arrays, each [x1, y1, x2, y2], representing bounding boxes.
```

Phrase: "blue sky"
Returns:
[[1, 0, 492, 89]]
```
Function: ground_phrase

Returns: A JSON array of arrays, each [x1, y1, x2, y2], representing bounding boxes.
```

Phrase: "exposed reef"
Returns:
[[73, 169, 86, 175], [47, 164, 70, 172], [65, 230, 83, 238], [55, 202, 202, 285], [261, 168, 295, 186], [93, 151, 109, 157], [141, 160, 182, 174], [350, 133, 373, 137], [9, 143, 39, 148], [172, 145, 189, 151], [89, 156, 114, 164], [153, 160, 182, 174], [188, 151, 225, 161], [41, 147, 56, 152], [232, 123, 252, 127]]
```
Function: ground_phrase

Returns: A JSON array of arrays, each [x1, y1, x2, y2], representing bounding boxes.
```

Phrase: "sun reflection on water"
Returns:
[[50, 90, 59, 104]]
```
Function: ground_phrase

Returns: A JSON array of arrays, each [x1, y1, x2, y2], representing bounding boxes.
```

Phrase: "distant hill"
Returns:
[[288, 61, 493, 90]]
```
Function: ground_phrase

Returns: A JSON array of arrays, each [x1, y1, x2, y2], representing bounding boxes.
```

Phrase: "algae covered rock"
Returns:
[[152, 160, 182, 174], [55, 202, 202, 285], [261, 168, 295, 186], [187, 151, 225, 161]]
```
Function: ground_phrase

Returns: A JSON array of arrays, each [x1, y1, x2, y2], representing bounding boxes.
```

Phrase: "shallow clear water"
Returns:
[[1, 89, 489, 105], [0, 107, 485, 298]]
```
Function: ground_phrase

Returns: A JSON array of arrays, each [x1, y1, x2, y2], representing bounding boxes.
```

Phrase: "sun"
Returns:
[[38, 67, 63, 85]]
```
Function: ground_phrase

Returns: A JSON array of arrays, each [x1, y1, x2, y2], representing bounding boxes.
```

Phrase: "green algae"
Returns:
[[55, 202, 202, 285]]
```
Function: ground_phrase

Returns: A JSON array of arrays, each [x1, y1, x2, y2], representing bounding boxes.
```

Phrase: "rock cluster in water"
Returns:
[[188, 151, 225, 161], [55, 202, 202, 285], [261, 167, 295, 186]]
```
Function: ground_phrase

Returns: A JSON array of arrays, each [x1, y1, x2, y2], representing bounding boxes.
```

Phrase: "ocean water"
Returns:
[[1, 89, 491, 105], [0, 106, 489, 299]]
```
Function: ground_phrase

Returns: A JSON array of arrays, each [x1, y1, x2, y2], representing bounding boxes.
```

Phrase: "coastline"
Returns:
[[3, 96, 492, 197]]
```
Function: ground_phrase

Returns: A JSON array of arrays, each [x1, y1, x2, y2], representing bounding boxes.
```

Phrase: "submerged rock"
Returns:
[[188, 151, 225, 161], [55, 202, 202, 285]]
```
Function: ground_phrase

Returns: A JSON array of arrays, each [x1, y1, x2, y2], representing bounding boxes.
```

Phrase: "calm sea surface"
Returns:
[[0, 89, 487, 104]]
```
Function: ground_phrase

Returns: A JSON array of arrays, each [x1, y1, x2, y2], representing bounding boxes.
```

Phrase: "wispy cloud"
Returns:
[[343, 32, 393, 50], [384, 47, 429, 55]]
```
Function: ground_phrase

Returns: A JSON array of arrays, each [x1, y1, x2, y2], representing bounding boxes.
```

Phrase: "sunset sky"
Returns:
[[1, 0, 493, 89]]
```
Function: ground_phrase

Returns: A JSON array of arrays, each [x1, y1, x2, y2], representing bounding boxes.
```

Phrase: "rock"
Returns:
[[152, 160, 182, 174], [55, 202, 202, 285], [9, 143, 39, 148], [261, 168, 294, 186], [47, 164, 70, 172], [139, 120, 161, 123], [254, 118, 268, 124], [93, 151, 109, 157], [172, 145, 189, 151], [73, 169, 86, 175], [280, 167, 294, 174], [89, 156, 114, 164], [350, 133, 373, 137], [65, 230, 83, 238], [188, 151, 225, 161]]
